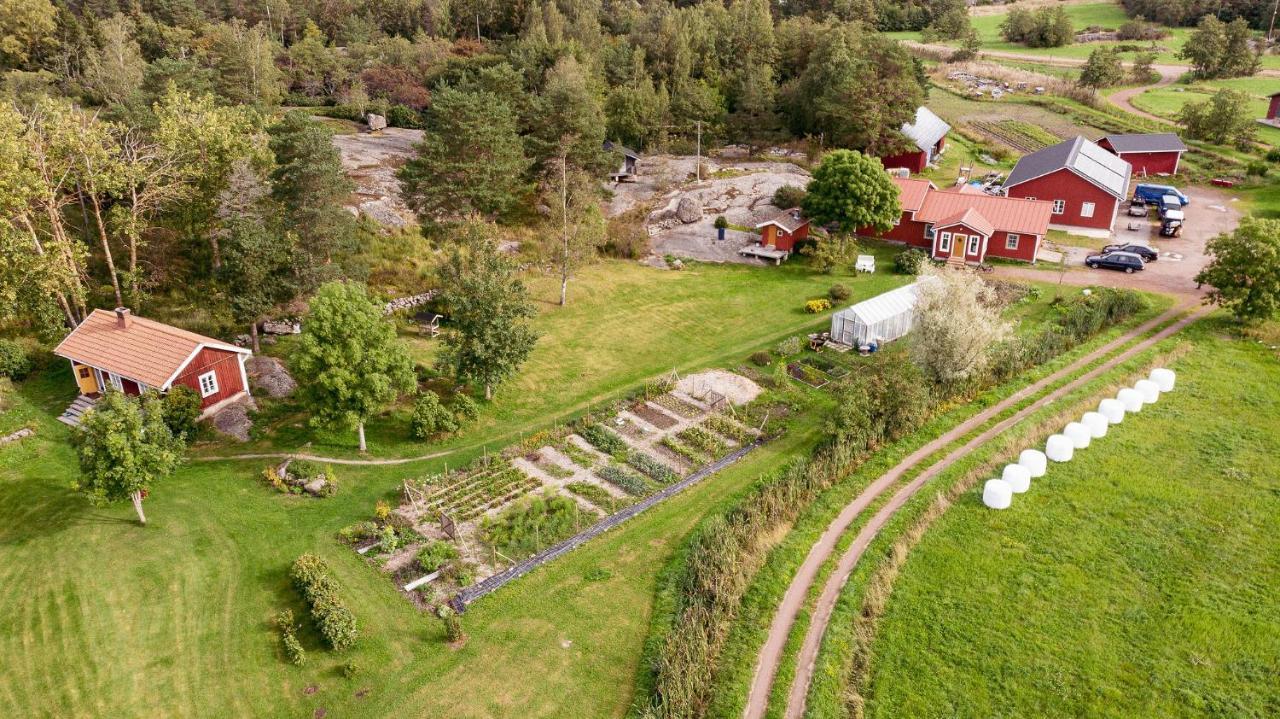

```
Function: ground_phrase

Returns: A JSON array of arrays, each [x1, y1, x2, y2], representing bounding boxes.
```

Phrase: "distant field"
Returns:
[[1131, 79, 1280, 147], [892, 1, 1280, 70], [863, 320, 1280, 718]]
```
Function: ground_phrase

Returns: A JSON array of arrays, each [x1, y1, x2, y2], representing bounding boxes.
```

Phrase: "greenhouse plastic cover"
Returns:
[[836, 283, 920, 326], [983, 479, 1013, 509]]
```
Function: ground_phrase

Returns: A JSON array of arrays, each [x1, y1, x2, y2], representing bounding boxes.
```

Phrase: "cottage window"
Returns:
[[108, 373, 123, 391], [198, 371, 219, 398], [1052, 199, 1066, 214], [967, 235, 980, 255], [938, 232, 952, 252], [78, 366, 92, 379], [1081, 201, 1095, 218], [925, 224, 935, 239], [1006, 233, 1020, 250]]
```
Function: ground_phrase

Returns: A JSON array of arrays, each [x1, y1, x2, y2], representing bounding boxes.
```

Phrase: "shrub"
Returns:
[[376, 524, 401, 554], [289, 554, 359, 651], [1246, 161, 1269, 177], [1266, 148, 1280, 163], [337, 521, 378, 544], [374, 500, 391, 521], [713, 215, 729, 229], [412, 390, 459, 438], [452, 393, 479, 423], [775, 336, 802, 356], [385, 104, 423, 128], [0, 339, 31, 379], [749, 350, 773, 367], [895, 248, 928, 275], [444, 558, 476, 587], [438, 605, 465, 643], [274, 609, 306, 665], [828, 284, 852, 302], [341, 660, 360, 678], [773, 184, 807, 208], [417, 540, 460, 573], [804, 298, 832, 314]]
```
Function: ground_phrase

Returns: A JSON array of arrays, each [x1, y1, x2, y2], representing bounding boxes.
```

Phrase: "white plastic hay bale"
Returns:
[[1018, 448, 1048, 478], [1081, 411, 1109, 438], [983, 479, 1013, 509], [1135, 379, 1160, 405], [1098, 398, 1125, 424], [1002, 464, 1031, 493], [1064, 422, 1091, 449], [1045, 434, 1074, 462], [1150, 367, 1176, 393], [1117, 387, 1144, 413]]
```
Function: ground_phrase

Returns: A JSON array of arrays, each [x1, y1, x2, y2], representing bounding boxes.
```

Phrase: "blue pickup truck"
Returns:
[[1134, 183, 1189, 207]]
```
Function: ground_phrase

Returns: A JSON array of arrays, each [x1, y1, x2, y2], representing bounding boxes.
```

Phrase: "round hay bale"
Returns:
[[1150, 367, 1176, 392], [982, 479, 1013, 509], [1064, 421, 1091, 449], [1002, 464, 1031, 493], [1098, 398, 1125, 424], [1135, 379, 1160, 404], [1046, 434, 1074, 462], [1018, 448, 1047, 478], [1081, 411, 1109, 438], [1117, 388, 1144, 413]]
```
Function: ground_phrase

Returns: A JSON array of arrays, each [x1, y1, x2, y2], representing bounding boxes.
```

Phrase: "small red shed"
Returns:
[[1097, 133, 1187, 176], [755, 208, 810, 252], [1003, 136, 1132, 235], [53, 308, 252, 425], [1268, 91, 1280, 121], [879, 106, 951, 174]]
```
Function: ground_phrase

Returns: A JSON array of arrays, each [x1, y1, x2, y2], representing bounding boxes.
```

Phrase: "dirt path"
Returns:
[[743, 300, 1201, 719], [193, 449, 455, 466], [1107, 65, 1179, 122]]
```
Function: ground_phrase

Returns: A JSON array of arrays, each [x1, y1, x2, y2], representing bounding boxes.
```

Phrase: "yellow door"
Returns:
[[72, 363, 99, 394]]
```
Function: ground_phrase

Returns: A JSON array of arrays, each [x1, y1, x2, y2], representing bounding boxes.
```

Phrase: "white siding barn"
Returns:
[[830, 282, 922, 348]]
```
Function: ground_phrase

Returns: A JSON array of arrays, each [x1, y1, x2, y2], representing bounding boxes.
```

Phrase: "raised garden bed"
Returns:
[[653, 393, 703, 419], [787, 361, 832, 389], [631, 402, 680, 429]]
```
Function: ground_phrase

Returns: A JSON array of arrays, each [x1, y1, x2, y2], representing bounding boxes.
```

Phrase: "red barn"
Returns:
[[861, 177, 1053, 264], [53, 308, 252, 426], [1097, 133, 1187, 176], [878, 106, 950, 174], [1003, 136, 1132, 236]]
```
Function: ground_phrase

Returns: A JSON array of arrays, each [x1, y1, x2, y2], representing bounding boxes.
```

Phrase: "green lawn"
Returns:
[[862, 319, 1280, 718], [1131, 78, 1280, 148], [216, 252, 909, 460]]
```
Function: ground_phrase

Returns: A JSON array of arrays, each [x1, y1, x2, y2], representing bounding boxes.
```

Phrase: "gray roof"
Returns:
[[1101, 133, 1188, 154], [603, 140, 639, 159], [901, 107, 950, 154], [1004, 136, 1132, 200]]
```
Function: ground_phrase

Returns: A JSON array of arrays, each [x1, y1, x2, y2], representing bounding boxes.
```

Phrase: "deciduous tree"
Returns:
[[74, 391, 183, 525], [1178, 88, 1256, 150], [1195, 216, 1280, 322], [802, 149, 901, 233], [292, 281, 415, 451], [909, 266, 1009, 391], [1078, 47, 1124, 89]]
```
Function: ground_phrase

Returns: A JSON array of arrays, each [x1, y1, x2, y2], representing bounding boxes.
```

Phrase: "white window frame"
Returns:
[[938, 232, 952, 252], [1052, 199, 1066, 215], [107, 372, 123, 392], [1081, 201, 1095, 218], [1006, 233, 1020, 250], [198, 371, 219, 398], [967, 235, 980, 255]]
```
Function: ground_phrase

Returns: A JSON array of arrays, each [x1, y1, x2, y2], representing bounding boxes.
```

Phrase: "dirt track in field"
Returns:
[[744, 299, 1207, 719]]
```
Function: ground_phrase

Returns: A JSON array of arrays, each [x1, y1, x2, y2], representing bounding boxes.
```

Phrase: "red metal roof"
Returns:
[[935, 207, 996, 237], [892, 177, 935, 212], [917, 189, 1053, 236], [54, 309, 248, 388]]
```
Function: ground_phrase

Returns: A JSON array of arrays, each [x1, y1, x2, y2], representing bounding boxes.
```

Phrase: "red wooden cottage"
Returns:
[[755, 208, 811, 252], [863, 177, 1053, 265], [54, 308, 252, 425], [879, 106, 951, 174], [1097, 133, 1187, 176], [1002, 136, 1132, 236]]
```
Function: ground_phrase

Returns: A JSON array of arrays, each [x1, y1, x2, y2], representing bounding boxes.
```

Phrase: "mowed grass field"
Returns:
[[890, 1, 1280, 70], [862, 322, 1280, 718], [0, 255, 893, 718], [1131, 78, 1280, 147], [217, 249, 908, 459]]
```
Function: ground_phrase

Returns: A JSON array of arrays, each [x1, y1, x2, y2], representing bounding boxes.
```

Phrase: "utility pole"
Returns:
[[695, 120, 703, 182], [1270, 0, 1279, 43]]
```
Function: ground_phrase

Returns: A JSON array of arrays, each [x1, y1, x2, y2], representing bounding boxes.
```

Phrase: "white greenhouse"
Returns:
[[830, 282, 922, 349]]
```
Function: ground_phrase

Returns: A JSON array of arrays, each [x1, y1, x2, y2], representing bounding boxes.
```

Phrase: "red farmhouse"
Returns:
[[1002, 136, 1131, 236], [1097, 133, 1187, 176], [864, 177, 1053, 265], [878, 106, 950, 174], [54, 308, 252, 425]]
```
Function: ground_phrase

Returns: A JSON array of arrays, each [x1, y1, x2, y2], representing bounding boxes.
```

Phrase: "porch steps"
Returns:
[[58, 395, 99, 428]]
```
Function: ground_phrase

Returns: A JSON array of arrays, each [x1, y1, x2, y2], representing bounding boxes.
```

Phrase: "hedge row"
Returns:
[[289, 554, 359, 651]]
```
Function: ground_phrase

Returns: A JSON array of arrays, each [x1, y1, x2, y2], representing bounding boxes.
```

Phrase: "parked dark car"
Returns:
[[1086, 251, 1145, 273], [1101, 243, 1158, 261]]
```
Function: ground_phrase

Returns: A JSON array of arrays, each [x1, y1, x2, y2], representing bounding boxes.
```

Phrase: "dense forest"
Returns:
[[1120, 0, 1278, 29], [0, 0, 950, 343]]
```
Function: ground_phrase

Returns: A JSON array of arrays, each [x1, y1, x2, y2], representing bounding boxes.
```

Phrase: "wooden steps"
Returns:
[[57, 395, 98, 428]]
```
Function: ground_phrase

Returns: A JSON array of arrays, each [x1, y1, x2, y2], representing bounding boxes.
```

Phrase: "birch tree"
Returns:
[[909, 266, 1009, 391], [546, 146, 606, 306]]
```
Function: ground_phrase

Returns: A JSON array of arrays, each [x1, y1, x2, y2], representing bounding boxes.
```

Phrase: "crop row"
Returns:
[[596, 464, 649, 496], [677, 426, 729, 457], [702, 414, 756, 444], [653, 393, 704, 419], [578, 424, 629, 455], [627, 451, 680, 484]]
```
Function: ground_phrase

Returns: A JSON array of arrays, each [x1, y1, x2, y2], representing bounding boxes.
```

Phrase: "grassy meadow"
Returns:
[[1130, 77, 1280, 147], [861, 318, 1280, 718]]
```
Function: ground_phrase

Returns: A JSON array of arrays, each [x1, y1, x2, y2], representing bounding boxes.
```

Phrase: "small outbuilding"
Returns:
[[1268, 91, 1280, 121], [604, 140, 640, 182], [53, 308, 252, 425], [879, 107, 951, 174], [830, 282, 922, 348], [755, 208, 810, 252], [1097, 133, 1188, 176]]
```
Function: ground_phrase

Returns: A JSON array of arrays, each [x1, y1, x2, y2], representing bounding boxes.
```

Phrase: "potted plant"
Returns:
[[714, 215, 728, 241]]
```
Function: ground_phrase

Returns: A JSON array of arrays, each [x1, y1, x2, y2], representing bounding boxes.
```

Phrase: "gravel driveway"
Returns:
[[995, 185, 1242, 298]]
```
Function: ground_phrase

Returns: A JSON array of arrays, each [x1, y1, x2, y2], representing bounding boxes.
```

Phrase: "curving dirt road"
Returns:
[[743, 300, 1205, 719]]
